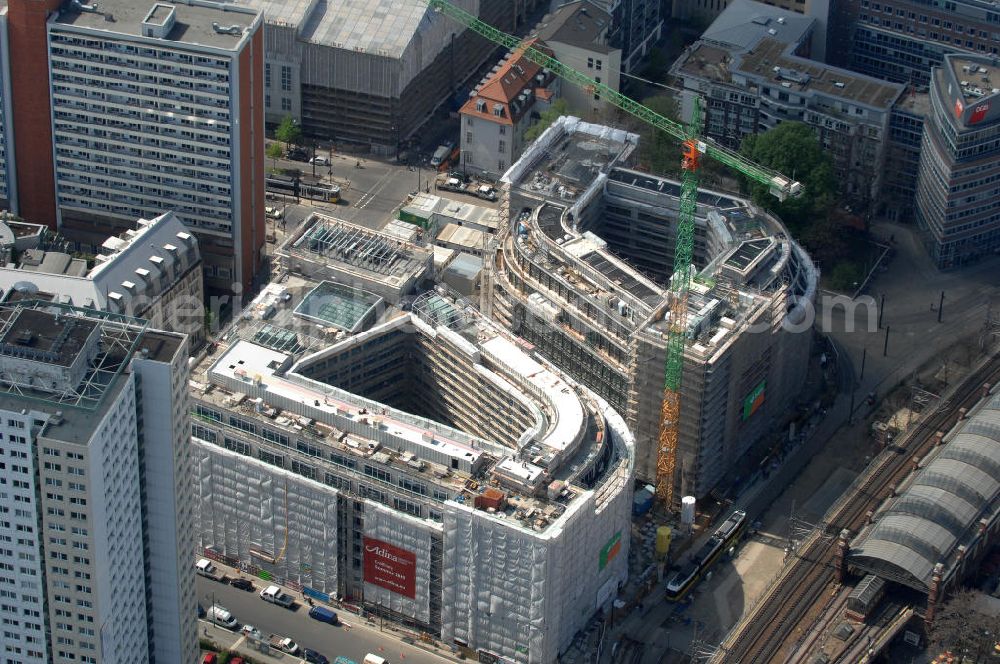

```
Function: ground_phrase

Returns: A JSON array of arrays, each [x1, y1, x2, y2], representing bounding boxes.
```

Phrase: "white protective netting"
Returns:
[[193, 441, 339, 594]]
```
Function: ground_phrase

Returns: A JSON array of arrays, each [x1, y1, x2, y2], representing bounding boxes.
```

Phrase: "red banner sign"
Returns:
[[363, 536, 417, 599]]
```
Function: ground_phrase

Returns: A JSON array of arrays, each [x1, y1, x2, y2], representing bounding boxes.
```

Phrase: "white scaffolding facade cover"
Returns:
[[193, 444, 339, 595]]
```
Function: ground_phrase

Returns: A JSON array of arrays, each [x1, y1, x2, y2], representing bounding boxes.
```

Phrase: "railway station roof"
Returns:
[[849, 391, 1000, 592]]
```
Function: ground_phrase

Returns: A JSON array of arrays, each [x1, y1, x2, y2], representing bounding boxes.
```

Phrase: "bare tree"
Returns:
[[929, 588, 1000, 659]]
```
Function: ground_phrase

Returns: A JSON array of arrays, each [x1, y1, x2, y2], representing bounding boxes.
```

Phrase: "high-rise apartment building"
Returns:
[[0, 302, 196, 663], [0, 0, 265, 294], [914, 54, 1000, 268]]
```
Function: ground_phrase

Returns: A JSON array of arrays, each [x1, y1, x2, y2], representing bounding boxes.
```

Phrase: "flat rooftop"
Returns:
[[0, 308, 96, 368], [300, 0, 427, 57], [52, 0, 257, 50], [285, 215, 430, 284], [738, 38, 903, 109], [951, 57, 1000, 102]]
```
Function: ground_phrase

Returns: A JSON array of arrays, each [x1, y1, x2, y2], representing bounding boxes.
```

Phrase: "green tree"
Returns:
[[739, 122, 836, 231], [266, 142, 283, 171], [275, 115, 302, 149], [637, 95, 683, 176], [525, 99, 569, 142]]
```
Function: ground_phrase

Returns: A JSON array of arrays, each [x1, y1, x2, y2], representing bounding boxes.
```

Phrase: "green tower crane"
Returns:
[[429, 0, 803, 509]]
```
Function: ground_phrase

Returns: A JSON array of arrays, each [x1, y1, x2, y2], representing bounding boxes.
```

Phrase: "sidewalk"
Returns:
[[200, 622, 290, 663], [199, 556, 463, 663]]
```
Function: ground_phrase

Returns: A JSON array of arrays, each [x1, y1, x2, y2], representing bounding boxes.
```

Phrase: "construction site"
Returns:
[[486, 116, 818, 499], [191, 282, 634, 664], [250, 0, 528, 151]]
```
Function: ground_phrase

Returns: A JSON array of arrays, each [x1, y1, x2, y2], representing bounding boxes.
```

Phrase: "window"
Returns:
[[498, 159, 506, 171], [195, 405, 221, 422], [498, 125, 506, 135], [265, 63, 271, 88], [258, 450, 284, 468], [498, 140, 506, 153], [363, 465, 391, 483], [265, 94, 271, 108], [223, 438, 250, 456], [281, 98, 291, 112], [587, 57, 594, 68], [398, 478, 427, 495], [280, 65, 292, 92], [596, 59, 602, 71], [393, 497, 421, 517], [466, 131, 473, 144]]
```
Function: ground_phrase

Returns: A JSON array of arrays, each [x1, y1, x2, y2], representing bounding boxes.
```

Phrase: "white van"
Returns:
[[205, 604, 238, 630], [363, 655, 387, 664]]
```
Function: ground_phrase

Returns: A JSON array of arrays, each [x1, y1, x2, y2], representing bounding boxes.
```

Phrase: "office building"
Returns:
[[828, 0, 1000, 86], [191, 289, 633, 664], [0, 0, 265, 294], [670, 0, 832, 60], [578, 0, 662, 72], [0, 302, 196, 663], [670, 0, 906, 207], [485, 116, 817, 497], [247, 0, 517, 153], [0, 212, 204, 343], [459, 41, 560, 178], [914, 54, 1000, 268], [532, 1, 622, 117]]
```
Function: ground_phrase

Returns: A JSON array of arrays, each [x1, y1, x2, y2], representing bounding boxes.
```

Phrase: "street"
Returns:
[[197, 577, 451, 664], [267, 148, 431, 230]]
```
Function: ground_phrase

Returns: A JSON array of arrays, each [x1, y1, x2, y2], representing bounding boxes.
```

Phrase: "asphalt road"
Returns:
[[269, 149, 428, 230], [197, 577, 450, 664]]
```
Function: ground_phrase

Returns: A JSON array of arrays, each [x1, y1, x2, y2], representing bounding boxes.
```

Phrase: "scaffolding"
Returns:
[[293, 218, 423, 277], [0, 301, 147, 410]]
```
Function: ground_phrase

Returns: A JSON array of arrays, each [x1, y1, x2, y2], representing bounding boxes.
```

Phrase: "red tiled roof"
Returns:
[[460, 40, 553, 125]]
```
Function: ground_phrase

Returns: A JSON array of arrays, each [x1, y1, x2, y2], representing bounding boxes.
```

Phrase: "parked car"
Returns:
[[268, 634, 301, 656], [230, 577, 255, 592], [308, 605, 338, 625], [304, 649, 330, 664], [229, 658, 245, 664], [287, 147, 308, 161], [265, 206, 283, 220], [241, 624, 262, 640], [205, 605, 237, 630], [202, 654, 217, 664], [309, 156, 330, 166], [195, 558, 226, 582], [260, 584, 296, 608]]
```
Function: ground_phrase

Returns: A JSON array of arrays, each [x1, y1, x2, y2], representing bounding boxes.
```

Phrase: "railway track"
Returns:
[[717, 354, 1000, 663]]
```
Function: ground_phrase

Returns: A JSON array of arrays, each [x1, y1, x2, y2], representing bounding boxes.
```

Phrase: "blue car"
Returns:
[[303, 649, 329, 664]]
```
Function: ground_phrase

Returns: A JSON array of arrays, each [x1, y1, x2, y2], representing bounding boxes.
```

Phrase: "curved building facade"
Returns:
[[915, 54, 1000, 268], [191, 293, 634, 664], [486, 116, 818, 500]]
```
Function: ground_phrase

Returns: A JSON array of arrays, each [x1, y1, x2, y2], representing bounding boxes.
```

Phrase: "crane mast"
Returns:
[[429, 0, 803, 510]]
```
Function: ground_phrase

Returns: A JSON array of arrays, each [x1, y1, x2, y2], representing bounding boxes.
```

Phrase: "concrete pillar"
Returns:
[[934, 432, 945, 447], [958, 407, 968, 421]]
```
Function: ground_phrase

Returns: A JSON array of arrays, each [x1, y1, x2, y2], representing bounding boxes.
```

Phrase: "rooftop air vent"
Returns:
[[71, 0, 100, 12], [212, 22, 243, 35]]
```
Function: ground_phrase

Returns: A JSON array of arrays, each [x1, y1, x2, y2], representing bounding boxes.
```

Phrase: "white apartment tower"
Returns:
[[0, 303, 196, 664], [0, 0, 266, 294]]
